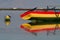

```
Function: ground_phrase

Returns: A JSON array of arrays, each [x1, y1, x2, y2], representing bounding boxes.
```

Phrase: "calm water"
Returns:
[[0, 11, 60, 40]]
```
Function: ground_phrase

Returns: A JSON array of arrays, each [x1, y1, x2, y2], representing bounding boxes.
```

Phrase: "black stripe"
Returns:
[[29, 17, 60, 25]]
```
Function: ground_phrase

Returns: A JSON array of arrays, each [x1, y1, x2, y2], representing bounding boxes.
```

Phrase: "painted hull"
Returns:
[[20, 10, 60, 32], [20, 10, 60, 20]]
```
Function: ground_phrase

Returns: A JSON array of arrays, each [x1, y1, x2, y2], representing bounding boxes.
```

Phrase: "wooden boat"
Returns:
[[20, 10, 60, 32]]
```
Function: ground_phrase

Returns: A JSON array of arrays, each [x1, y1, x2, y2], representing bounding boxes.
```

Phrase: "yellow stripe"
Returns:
[[22, 14, 31, 20], [22, 13, 60, 20], [31, 13, 60, 17]]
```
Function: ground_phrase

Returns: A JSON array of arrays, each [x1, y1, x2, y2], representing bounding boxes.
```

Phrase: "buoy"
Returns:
[[5, 15, 11, 26]]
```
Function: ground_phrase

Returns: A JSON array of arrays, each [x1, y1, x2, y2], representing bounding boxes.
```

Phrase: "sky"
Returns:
[[0, 0, 60, 40]]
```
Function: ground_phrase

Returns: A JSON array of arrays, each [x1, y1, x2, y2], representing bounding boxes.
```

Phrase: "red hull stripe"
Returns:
[[20, 10, 60, 18], [20, 11, 31, 17]]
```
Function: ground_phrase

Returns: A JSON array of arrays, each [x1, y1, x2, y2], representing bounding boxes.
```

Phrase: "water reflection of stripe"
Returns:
[[20, 23, 60, 32]]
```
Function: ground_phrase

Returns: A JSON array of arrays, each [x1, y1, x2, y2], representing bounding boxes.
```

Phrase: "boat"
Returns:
[[20, 7, 60, 33]]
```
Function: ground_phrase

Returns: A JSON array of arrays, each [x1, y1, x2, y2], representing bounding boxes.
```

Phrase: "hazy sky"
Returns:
[[0, 0, 60, 8], [0, 0, 60, 40]]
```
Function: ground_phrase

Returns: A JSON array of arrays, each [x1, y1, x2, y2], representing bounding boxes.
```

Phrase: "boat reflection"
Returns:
[[20, 23, 60, 36]]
